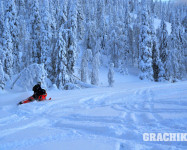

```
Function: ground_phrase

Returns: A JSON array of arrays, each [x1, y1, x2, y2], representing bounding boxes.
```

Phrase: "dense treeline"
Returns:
[[0, 0, 186, 90]]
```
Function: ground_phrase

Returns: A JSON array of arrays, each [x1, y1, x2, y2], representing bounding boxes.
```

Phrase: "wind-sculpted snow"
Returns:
[[0, 80, 187, 150]]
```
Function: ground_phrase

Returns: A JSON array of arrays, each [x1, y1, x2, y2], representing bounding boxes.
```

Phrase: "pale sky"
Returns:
[[154, 0, 172, 1], [161, 0, 187, 3], [161, 0, 171, 2]]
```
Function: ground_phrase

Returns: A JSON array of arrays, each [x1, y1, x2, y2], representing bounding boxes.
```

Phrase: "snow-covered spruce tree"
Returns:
[[175, 10, 186, 79], [49, 0, 67, 84], [0, 1, 4, 46], [139, 3, 153, 81], [77, 0, 85, 41], [81, 48, 92, 83], [16, 0, 31, 69], [149, 15, 165, 82], [17, 0, 26, 17], [66, 30, 76, 76], [44, 0, 57, 60], [3, 19, 13, 80], [154, 0, 163, 19], [119, 4, 130, 74], [108, 63, 114, 87], [50, 1, 68, 87], [19, 20, 31, 68], [82, 0, 89, 23], [5, 0, 20, 73], [40, 0, 52, 73], [0, 1, 5, 65], [158, 14, 168, 68], [60, 0, 69, 27], [164, 47, 178, 82], [91, 41, 100, 86], [55, 26, 69, 89], [118, 26, 129, 74], [165, 12, 184, 82], [53, 0, 78, 88], [107, 29, 119, 68], [83, 1, 97, 53], [96, 0, 106, 50], [183, 29, 187, 72], [84, 21, 96, 53], [49, 0, 59, 33], [82, 11, 96, 82], [152, 39, 165, 82], [106, 2, 120, 66], [29, 0, 42, 64], [0, 60, 5, 90], [128, 27, 134, 64], [133, 7, 141, 67], [67, 0, 77, 35], [66, 0, 77, 80], [165, 13, 177, 82]]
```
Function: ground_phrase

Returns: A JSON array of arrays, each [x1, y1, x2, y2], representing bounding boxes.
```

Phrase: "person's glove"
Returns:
[[17, 101, 23, 105]]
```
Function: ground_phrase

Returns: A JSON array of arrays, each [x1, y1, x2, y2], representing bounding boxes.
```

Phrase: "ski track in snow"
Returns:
[[0, 80, 187, 150]]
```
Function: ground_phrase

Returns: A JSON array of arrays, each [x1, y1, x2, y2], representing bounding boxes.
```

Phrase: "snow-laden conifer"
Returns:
[[158, 15, 168, 67], [81, 49, 92, 83], [41, 0, 52, 74], [0, 61, 5, 89], [150, 16, 165, 81], [29, 0, 42, 64], [55, 26, 69, 89], [5, 0, 20, 73], [77, 0, 85, 41], [139, 3, 153, 81], [0, 1, 5, 68], [91, 41, 100, 85], [3, 19, 13, 80]]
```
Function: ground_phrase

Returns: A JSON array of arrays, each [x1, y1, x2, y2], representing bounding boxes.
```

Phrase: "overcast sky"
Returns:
[[160, 0, 187, 3], [162, 0, 169, 1]]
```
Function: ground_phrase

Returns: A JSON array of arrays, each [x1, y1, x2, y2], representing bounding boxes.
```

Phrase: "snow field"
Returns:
[[0, 71, 187, 150]]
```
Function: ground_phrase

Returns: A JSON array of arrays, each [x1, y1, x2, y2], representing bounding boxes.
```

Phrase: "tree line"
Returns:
[[0, 0, 186, 90]]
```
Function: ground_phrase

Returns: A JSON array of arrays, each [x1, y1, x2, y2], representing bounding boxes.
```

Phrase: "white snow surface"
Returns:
[[0, 68, 187, 150]]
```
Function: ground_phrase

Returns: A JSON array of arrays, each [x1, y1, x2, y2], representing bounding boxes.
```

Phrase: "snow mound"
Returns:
[[10, 63, 47, 91]]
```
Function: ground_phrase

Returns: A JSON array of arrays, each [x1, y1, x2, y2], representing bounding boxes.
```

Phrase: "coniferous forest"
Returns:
[[0, 0, 186, 90]]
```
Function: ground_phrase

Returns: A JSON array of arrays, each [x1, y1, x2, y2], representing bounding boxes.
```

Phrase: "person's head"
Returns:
[[37, 82, 41, 86]]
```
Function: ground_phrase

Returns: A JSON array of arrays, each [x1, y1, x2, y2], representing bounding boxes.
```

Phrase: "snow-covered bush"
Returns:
[[108, 63, 114, 87], [64, 82, 80, 90], [75, 80, 96, 88], [11, 63, 47, 91]]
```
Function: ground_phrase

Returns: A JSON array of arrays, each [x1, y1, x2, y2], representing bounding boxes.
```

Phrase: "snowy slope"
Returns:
[[0, 69, 187, 150], [154, 18, 171, 34], [132, 14, 172, 34]]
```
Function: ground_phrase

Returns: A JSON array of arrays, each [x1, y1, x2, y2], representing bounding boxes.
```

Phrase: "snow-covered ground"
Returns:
[[0, 69, 187, 150]]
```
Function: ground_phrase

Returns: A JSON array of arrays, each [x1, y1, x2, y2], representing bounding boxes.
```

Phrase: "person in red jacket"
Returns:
[[18, 82, 47, 105]]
